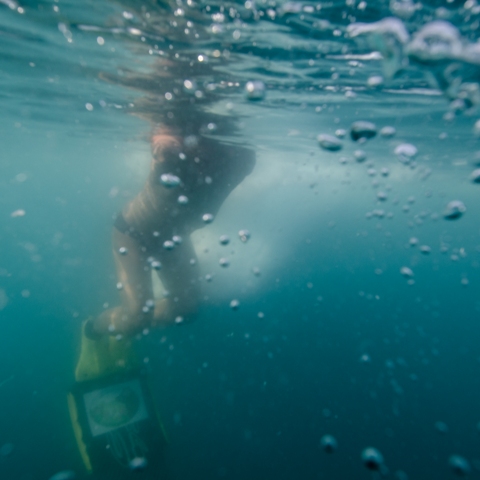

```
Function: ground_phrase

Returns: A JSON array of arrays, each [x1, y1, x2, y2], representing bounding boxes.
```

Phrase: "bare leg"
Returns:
[[90, 229, 200, 336], [91, 229, 154, 336]]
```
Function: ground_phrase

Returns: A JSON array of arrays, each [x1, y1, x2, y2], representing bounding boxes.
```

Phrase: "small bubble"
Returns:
[[97, 36, 105, 45], [361, 447, 384, 471], [230, 299, 240, 310], [380, 126, 396, 138], [461, 278, 469, 287], [116, 282, 123, 290], [470, 169, 480, 183], [85, 103, 93, 111], [151, 261, 161, 270], [395, 143, 417, 163], [360, 353, 371, 363], [238, 229, 251, 243], [219, 258, 230, 267], [163, 240, 175, 250], [380, 167, 390, 176], [317, 134, 343, 151], [129, 457, 148, 472], [245, 80, 266, 101], [178, 195, 189, 205], [252, 267, 261, 276], [160, 173, 181, 188], [320, 435, 338, 453], [377, 191, 388, 201], [258, 312, 264, 318], [350, 121, 377, 142], [175, 316, 184, 324], [367, 75, 384, 88], [444, 200, 466, 220], [183, 79, 197, 92], [449, 455, 471, 476], [202, 213, 214, 224], [172, 235, 182, 245], [409, 237, 419, 246], [118, 247, 128, 255], [354, 150, 367, 162], [219, 235, 230, 245], [10, 209, 26, 218], [419, 245, 431, 254], [205, 274, 213, 282], [400, 266, 414, 278], [335, 129, 347, 138]]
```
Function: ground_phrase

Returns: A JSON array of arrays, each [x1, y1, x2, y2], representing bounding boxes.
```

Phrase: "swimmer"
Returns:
[[84, 120, 255, 338]]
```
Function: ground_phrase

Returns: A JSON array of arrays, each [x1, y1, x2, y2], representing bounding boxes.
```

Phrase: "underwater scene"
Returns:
[[2, 0, 480, 479]]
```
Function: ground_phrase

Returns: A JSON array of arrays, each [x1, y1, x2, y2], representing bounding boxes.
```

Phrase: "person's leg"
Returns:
[[152, 235, 200, 325], [90, 228, 154, 336]]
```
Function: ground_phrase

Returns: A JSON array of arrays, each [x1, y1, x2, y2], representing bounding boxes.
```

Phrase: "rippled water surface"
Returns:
[[2, 1, 480, 479]]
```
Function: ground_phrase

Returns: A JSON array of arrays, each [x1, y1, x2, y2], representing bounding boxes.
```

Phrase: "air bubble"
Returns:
[[470, 169, 480, 183], [238, 229, 251, 242], [151, 261, 161, 270], [230, 299, 240, 310], [377, 191, 388, 201], [354, 150, 367, 162], [317, 134, 343, 151], [245, 80, 266, 101], [163, 240, 175, 250], [320, 435, 338, 453], [219, 258, 230, 267], [367, 75, 384, 88], [160, 173, 181, 188], [172, 235, 182, 245], [335, 129, 347, 138], [361, 447, 384, 471], [118, 247, 128, 255], [202, 213, 214, 224], [219, 235, 230, 245], [420, 245, 431, 254], [380, 126, 396, 138], [178, 195, 189, 205], [129, 457, 148, 471], [395, 143, 417, 163], [449, 455, 471, 476], [400, 266, 414, 278], [350, 121, 377, 142], [444, 200, 466, 220]]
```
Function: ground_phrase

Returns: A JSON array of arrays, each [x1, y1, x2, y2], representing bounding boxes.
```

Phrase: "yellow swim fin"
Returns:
[[74, 319, 138, 383]]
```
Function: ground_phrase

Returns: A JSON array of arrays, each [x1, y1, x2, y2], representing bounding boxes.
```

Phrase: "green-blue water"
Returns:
[[2, 1, 480, 479]]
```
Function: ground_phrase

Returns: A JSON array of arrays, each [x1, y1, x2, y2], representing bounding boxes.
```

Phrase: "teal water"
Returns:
[[2, 1, 480, 479]]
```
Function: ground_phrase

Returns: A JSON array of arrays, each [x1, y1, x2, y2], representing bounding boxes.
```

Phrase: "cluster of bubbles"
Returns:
[[318, 119, 469, 230], [318, 439, 471, 477]]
